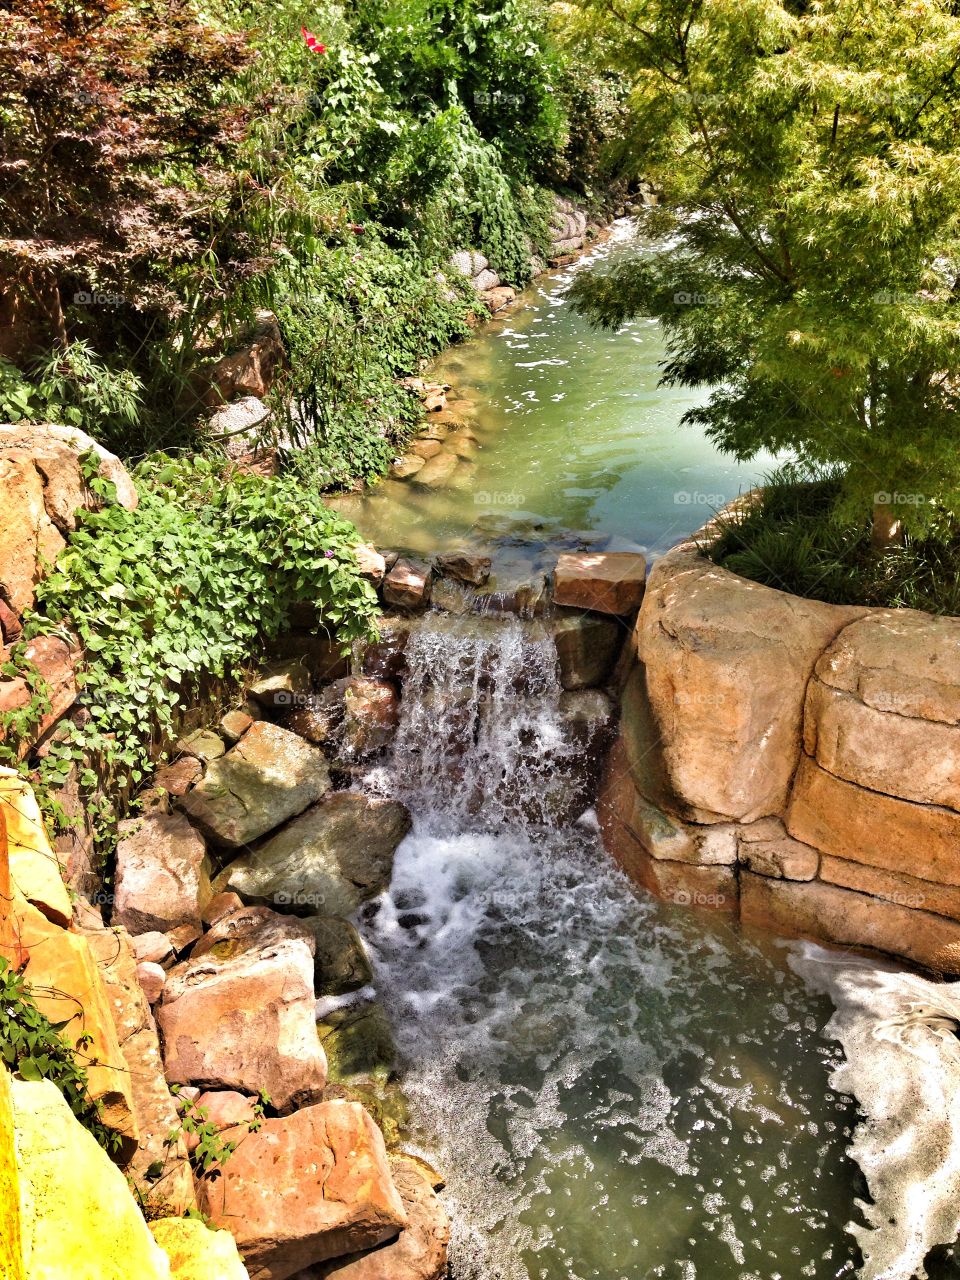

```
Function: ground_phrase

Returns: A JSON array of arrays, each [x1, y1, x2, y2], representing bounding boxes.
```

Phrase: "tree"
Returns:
[[0, 0, 250, 357], [567, 0, 960, 545]]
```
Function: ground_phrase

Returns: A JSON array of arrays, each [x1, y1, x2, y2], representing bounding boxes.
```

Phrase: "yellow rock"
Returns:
[[0, 1068, 23, 1280], [0, 770, 71, 928], [151, 1217, 249, 1280], [11, 1076, 171, 1280], [13, 901, 138, 1153]]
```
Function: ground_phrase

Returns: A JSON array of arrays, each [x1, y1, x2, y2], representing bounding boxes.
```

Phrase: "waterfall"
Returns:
[[357, 611, 865, 1280]]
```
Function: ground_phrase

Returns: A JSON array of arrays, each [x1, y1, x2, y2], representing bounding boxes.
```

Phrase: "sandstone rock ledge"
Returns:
[[599, 535, 960, 973]]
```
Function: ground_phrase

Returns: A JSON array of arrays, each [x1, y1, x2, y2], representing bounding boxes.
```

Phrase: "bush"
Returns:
[[709, 465, 960, 615]]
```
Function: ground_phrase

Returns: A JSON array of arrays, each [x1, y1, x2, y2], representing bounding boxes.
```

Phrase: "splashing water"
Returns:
[[360, 613, 876, 1280]]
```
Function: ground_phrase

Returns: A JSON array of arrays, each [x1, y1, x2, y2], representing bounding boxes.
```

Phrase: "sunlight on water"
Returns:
[[345, 224, 775, 563]]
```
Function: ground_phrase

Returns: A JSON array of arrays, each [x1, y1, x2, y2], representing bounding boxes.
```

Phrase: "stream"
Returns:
[[349, 230, 960, 1279]]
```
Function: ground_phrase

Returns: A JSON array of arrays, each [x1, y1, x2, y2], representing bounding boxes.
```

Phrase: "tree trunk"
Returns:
[[871, 499, 905, 552]]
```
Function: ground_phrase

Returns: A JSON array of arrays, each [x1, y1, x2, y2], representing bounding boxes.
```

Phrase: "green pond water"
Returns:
[[343, 227, 774, 568]]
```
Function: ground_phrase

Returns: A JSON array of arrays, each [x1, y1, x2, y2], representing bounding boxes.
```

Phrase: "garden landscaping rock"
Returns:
[[0, 767, 71, 926], [383, 558, 432, 609], [136, 961, 166, 1004], [151, 1216, 250, 1280], [307, 916, 374, 996], [551, 612, 623, 690], [180, 721, 330, 849], [197, 1099, 406, 1280], [158, 933, 326, 1112], [203, 890, 244, 926], [436, 551, 491, 586], [218, 792, 411, 917], [358, 617, 410, 681], [220, 709, 254, 743], [154, 756, 204, 797], [190, 903, 315, 963], [411, 451, 459, 488], [316, 1154, 449, 1280], [248, 658, 313, 710], [114, 811, 212, 938], [176, 728, 226, 762], [552, 551, 646, 616]]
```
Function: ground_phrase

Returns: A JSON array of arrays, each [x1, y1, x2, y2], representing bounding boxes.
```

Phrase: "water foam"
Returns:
[[360, 613, 865, 1279]]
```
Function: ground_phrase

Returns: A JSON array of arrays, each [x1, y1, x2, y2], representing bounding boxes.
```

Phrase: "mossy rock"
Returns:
[[318, 1001, 395, 1081], [308, 916, 374, 996], [325, 1068, 411, 1150]]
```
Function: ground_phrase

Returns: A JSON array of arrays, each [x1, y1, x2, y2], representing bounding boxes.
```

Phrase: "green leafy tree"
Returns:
[[568, 0, 960, 545]]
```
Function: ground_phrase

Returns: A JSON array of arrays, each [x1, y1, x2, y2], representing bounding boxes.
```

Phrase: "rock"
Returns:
[[176, 728, 226, 762], [472, 268, 500, 292], [410, 451, 459, 489], [218, 792, 411, 917], [137, 961, 166, 1004], [0, 423, 137, 613], [819, 855, 960, 922], [197, 1099, 407, 1280], [482, 286, 516, 314], [158, 933, 326, 1112], [248, 658, 312, 710], [436, 551, 491, 586], [431, 578, 475, 614], [355, 543, 386, 586], [82, 922, 195, 1214], [316, 1154, 449, 1280], [390, 455, 425, 480], [220, 709, 253, 744], [740, 872, 960, 973], [114, 812, 211, 938], [13, 900, 138, 1151], [207, 396, 273, 459], [803, 615, 960, 808], [383, 559, 432, 610], [635, 547, 866, 822], [151, 1216, 250, 1280], [600, 808, 737, 911], [0, 1066, 21, 1280], [308, 916, 374, 996], [740, 835, 819, 881], [203, 891, 244, 927], [0, 595, 22, 643], [0, 768, 71, 925], [318, 998, 395, 1082], [133, 931, 176, 966], [190, 903, 315, 964], [693, 824, 740, 866], [552, 551, 646, 616], [0, 633, 78, 753], [787, 754, 960, 883], [410, 438, 442, 460], [180, 721, 330, 849], [358, 618, 411, 682], [551, 613, 623, 690], [340, 679, 400, 758], [11, 1076, 171, 1280], [154, 756, 204, 797], [200, 311, 286, 407], [422, 390, 446, 413]]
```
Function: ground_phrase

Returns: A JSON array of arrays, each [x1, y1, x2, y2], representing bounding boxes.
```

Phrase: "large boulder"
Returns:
[[197, 1100, 407, 1280], [114, 812, 212, 939], [0, 633, 79, 754], [218, 792, 411, 917], [11, 1075, 171, 1280], [12, 899, 138, 1152], [802, 611, 960, 810], [82, 923, 195, 1215], [634, 547, 866, 822], [0, 1064, 22, 1280], [787, 755, 960, 884], [151, 1217, 250, 1280], [0, 768, 71, 925], [199, 311, 286, 408], [382, 560, 432, 610], [157, 933, 326, 1112], [552, 551, 646, 616], [180, 722, 330, 849], [284, 679, 399, 759], [0, 423, 137, 615], [316, 1155, 449, 1280]]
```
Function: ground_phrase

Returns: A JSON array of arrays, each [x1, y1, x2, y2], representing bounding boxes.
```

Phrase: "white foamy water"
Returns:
[[357, 613, 960, 1280]]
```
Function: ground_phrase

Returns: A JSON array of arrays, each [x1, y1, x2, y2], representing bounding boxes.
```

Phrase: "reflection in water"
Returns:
[[343, 223, 774, 568]]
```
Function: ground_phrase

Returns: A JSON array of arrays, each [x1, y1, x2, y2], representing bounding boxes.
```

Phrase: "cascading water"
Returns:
[[360, 612, 876, 1280]]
